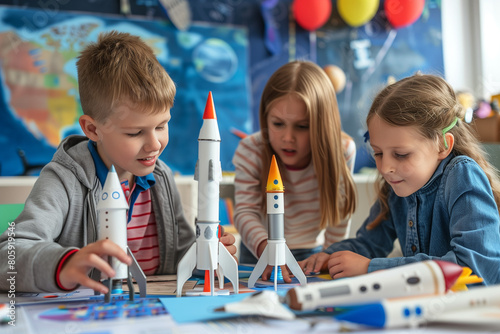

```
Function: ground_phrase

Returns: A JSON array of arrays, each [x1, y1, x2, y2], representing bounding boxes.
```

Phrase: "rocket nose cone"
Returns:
[[203, 91, 217, 120], [267, 155, 284, 192], [434, 260, 464, 291]]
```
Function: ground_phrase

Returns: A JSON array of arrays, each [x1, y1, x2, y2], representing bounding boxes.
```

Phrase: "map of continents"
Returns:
[[0, 10, 169, 176], [0, 25, 95, 147]]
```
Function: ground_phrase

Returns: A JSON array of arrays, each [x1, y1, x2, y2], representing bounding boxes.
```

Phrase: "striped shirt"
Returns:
[[122, 182, 159, 275], [232, 132, 356, 257]]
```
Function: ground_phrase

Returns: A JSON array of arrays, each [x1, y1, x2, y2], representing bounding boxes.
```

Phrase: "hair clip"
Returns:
[[363, 131, 370, 143], [442, 117, 458, 149]]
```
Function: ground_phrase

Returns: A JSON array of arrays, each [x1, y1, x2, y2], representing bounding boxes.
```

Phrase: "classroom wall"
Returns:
[[0, 1, 497, 176]]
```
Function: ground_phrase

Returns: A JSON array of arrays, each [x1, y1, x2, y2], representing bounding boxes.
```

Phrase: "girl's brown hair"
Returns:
[[259, 61, 356, 229], [366, 74, 500, 229]]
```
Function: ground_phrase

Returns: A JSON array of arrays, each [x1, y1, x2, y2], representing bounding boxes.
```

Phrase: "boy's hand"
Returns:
[[299, 252, 330, 275], [328, 251, 370, 279], [59, 239, 132, 293]]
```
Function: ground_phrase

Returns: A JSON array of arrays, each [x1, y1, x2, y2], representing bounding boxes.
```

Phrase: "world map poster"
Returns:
[[0, 7, 250, 176]]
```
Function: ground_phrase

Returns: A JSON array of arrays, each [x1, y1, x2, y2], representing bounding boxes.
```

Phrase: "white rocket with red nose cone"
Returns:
[[176, 92, 239, 296], [247, 155, 307, 291], [97, 165, 147, 302]]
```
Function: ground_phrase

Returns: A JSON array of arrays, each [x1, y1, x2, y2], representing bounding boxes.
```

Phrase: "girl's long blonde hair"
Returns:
[[367, 74, 500, 229], [259, 61, 356, 229]]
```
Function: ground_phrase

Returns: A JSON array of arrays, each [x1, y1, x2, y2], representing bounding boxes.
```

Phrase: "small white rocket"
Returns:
[[285, 260, 464, 311], [247, 155, 307, 290], [97, 165, 147, 302], [176, 92, 239, 297]]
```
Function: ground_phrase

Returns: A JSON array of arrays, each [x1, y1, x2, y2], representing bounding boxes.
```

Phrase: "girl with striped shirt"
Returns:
[[233, 61, 357, 282]]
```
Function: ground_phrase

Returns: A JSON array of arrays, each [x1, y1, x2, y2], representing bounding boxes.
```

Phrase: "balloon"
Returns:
[[323, 65, 346, 93], [337, 0, 379, 27], [292, 0, 332, 31], [384, 0, 425, 29]]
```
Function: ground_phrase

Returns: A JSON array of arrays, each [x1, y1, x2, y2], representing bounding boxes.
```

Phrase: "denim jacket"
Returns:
[[324, 154, 500, 285]]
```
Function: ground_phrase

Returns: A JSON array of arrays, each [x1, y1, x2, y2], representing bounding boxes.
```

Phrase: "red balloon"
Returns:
[[293, 0, 332, 31], [384, 0, 425, 29]]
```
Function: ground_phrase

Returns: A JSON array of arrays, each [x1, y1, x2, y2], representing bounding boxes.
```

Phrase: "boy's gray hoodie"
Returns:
[[0, 135, 195, 292]]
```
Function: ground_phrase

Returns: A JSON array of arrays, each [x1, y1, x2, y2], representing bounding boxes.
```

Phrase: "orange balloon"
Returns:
[[323, 65, 346, 93]]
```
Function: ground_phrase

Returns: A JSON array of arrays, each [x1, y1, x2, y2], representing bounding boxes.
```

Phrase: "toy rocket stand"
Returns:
[[247, 155, 307, 290], [103, 248, 147, 303], [176, 225, 238, 296]]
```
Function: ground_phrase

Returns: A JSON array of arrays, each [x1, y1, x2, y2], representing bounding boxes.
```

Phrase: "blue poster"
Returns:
[[0, 7, 250, 176]]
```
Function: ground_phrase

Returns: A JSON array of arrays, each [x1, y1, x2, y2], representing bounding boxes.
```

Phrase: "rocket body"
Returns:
[[285, 260, 464, 311], [195, 105, 221, 271], [96, 165, 147, 301], [97, 166, 129, 279], [265, 161, 286, 266], [176, 92, 239, 296], [247, 155, 307, 289], [336, 284, 500, 328]]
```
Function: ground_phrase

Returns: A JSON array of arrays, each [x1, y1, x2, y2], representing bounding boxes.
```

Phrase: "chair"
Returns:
[[0, 203, 24, 234]]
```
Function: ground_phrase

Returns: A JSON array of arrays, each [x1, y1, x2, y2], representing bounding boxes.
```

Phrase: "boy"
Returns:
[[0, 31, 236, 293]]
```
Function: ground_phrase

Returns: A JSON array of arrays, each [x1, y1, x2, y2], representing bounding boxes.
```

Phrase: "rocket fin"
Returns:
[[248, 246, 269, 288], [176, 242, 197, 297], [209, 159, 214, 181], [218, 242, 239, 294], [208, 245, 215, 296], [194, 160, 199, 181], [284, 246, 307, 286], [207, 160, 223, 182], [126, 271, 135, 301], [217, 265, 224, 289], [127, 247, 147, 297]]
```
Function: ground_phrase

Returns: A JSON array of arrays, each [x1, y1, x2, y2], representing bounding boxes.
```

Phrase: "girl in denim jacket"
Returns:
[[300, 74, 500, 285]]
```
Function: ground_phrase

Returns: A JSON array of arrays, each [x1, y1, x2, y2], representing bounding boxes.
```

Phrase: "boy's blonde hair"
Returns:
[[366, 73, 500, 229], [76, 30, 176, 121], [259, 60, 357, 229]]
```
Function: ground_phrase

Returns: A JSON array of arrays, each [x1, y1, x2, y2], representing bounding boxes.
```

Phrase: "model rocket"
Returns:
[[97, 165, 147, 303], [336, 284, 500, 328], [247, 155, 307, 290], [176, 92, 239, 297], [285, 260, 463, 311]]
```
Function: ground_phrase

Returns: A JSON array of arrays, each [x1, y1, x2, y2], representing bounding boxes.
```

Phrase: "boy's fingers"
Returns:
[[84, 253, 116, 279], [78, 274, 109, 294], [93, 240, 132, 265]]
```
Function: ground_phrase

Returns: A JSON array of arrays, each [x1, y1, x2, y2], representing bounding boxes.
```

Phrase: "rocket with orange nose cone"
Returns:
[[247, 155, 307, 290], [176, 92, 239, 297]]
